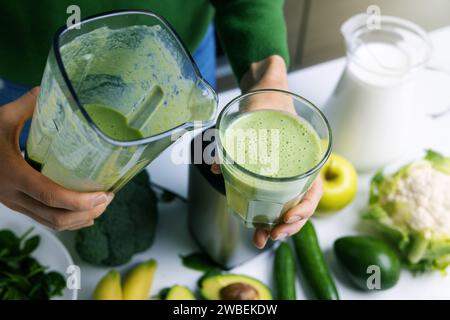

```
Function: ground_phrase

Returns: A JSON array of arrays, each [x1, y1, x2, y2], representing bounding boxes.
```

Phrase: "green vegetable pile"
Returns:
[[364, 150, 450, 272], [0, 228, 65, 300], [75, 170, 158, 266]]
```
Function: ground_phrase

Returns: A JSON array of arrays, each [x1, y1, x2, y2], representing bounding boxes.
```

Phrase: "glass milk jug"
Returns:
[[324, 14, 450, 171]]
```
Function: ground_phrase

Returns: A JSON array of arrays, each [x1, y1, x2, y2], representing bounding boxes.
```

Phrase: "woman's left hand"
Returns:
[[212, 54, 324, 249], [252, 176, 323, 248]]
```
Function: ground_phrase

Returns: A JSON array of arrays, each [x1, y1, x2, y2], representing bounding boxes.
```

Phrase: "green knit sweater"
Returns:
[[0, 0, 288, 85]]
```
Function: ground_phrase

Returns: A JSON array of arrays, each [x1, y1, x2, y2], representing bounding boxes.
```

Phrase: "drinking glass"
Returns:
[[216, 89, 332, 228]]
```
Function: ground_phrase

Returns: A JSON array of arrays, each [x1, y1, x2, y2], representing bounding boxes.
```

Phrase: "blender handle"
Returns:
[[424, 65, 450, 119]]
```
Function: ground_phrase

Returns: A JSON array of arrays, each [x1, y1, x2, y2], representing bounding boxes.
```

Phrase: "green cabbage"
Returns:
[[363, 150, 450, 272]]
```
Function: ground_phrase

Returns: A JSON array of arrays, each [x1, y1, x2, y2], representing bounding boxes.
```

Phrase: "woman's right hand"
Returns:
[[0, 87, 114, 230]]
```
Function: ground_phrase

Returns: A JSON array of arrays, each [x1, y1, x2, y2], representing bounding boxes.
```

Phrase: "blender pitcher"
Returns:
[[26, 10, 217, 192], [324, 14, 450, 172]]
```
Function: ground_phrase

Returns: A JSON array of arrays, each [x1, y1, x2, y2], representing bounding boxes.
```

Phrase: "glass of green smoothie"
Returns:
[[217, 89, 332, 228], [26, 11, 217, 192]]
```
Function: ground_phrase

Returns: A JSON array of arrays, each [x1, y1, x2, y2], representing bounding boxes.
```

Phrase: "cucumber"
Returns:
[[334, 236, 401, 290], [292, 221, 339, 300], [274, 242, 296, 300]]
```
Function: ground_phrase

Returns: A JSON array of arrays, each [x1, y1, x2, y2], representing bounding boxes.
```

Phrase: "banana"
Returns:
[[122, 259, 157, 300], [92, 270, 122, 300]]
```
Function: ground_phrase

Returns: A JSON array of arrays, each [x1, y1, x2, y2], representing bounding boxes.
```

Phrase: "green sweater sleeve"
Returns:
[[210, 0, 289, 81]]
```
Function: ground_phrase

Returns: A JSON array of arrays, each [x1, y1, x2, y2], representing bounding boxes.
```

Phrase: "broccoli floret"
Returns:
[[75, 170, 158, 266], [74, 224, 109, 265]]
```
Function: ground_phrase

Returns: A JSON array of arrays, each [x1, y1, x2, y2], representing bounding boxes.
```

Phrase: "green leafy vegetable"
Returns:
[[0, 228, 66, 300], [75, 170, 158, 266], [425, 149, 450, 174], [180, 252, 220, 272], [363, 150, 450, 272]]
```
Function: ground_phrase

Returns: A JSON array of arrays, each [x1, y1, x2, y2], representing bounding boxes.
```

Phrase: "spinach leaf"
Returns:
[[22, 236, 40, 257], [44, 272, 66, 297], [0, 228, 66, 300], [180, 252, 221, 272], [0, 230, 20, 260]]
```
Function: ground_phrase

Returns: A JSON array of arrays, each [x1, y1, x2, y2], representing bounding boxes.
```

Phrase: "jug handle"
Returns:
[[424, 65, 450, 119]]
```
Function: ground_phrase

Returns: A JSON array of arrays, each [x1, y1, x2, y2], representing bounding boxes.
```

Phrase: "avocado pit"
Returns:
[[219, 282, 260, 300]]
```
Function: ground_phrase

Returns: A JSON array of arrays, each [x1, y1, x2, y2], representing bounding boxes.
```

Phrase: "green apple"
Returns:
[[317, 153, 357, 212]]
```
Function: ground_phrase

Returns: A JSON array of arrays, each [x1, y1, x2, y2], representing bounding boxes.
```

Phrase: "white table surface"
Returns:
[[1, 25, 450, 300]]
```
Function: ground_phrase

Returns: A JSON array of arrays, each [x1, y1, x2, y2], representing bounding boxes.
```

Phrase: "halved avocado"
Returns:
[[200, 274, 272, 300], [165, 285, 196, 300]]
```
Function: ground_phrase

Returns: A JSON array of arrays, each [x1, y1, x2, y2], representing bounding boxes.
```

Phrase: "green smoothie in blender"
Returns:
[[26, 16, 216, 192], [83, 104, 144, 141]]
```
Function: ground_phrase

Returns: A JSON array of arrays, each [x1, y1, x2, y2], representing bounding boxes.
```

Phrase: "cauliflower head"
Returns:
[[364, 150, 450, 272]]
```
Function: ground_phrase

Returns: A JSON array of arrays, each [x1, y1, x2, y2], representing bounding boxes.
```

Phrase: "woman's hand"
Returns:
[[0, 87, 114, 230], [253, 177, 323, 248], [212, 55, 324, 249]]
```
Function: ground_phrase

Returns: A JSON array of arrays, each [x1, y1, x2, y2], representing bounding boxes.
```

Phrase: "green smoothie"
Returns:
[[220, 109, 323, 227], [223, 109, 322, 178], [84, 104, 143, 141], [24, 103, 144, 172]]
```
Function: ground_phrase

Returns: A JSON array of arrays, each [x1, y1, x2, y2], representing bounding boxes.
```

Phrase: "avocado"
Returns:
[[199, 274, 272, 300], [334, 236, 401, 290], [165, 285, 196, 300]]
